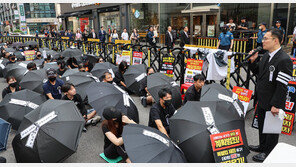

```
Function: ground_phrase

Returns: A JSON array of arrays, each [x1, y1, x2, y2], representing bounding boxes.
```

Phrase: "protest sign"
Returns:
[[160, 55, 175, 78], [184, 59, 203, 83]]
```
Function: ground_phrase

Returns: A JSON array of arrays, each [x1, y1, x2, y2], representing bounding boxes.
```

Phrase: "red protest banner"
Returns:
[[232, 86, 253, 103]]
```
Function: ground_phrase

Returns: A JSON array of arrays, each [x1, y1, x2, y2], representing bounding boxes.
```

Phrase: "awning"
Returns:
[[58, 10, 92, 18], [181, 5, 219, 14]]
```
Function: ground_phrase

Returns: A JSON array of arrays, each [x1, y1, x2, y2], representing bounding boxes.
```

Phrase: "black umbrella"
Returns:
[[90, 62, 118, 80], [43, 62, 59, 71], [61, 72, 99, 101], [25, 41, 38, 47], [33, 59, 44, 68], [86, 82, 139, 123], [12, 99, 85, 163], [123, 64, 147, 95], [4, 62, 29, 82], [84, 54, 98, 65], [4, 47, 16, 53], [0, 118, 11, 151], [122, 124, 187, 163], [0, 59, 9, 77], [169, 101, 249, 163], [20, 69, 47, 94], [0, 89, 47, 130], [61, 48, 83, 58], [11, 42, 25, 48], [147, 73, 182, 109], [61, 69, 86, 78], [13, 51, 26, 61], [200, 83, 244, 117]]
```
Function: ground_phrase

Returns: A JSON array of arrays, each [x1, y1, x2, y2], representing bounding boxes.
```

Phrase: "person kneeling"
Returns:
[[61, 83, 101, 132], [102, 107, 135, 163]]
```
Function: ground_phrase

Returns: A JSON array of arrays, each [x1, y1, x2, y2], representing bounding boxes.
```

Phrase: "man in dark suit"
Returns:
[[248, 28, 293, 162], [98, 26, 107, 43], [165, 26, 174, 50], [88, 28, 97, 39], [180, 26, 190, 48]]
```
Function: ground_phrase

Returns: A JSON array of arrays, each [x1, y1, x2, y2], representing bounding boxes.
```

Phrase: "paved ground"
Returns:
[[0, 77, 295, 163]]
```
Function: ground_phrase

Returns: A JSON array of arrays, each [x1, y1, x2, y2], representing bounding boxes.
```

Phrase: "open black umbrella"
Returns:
[[147, 73, 182, 109], [4, 47, 16, 53], [25, 41, 38, 47], [61, 48, 83, 58], [13, 51, 26, 61], [61, 69, 85, 78], [84, 54, 98, 65], [4, 62, 29, 82], [0, 59, 9, 77], [11, 42, 25, 48], [61, 72, 99, 101], [12, 99, 85, 162], [90, 62, 117, 79], [86, 82, 139, 123], [0, 89, 47, 130], [169, 101, 249, 163], [0, 118, 11, 151], [200, 83, 244, 117], [33, 59, 44, 68], [122, 124, 187, 163], [43, 62, 59, 71], [123, 64, 147, 95], [20, 69, 47, 94]]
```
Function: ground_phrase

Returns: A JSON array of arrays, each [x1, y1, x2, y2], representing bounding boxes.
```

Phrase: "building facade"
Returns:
[[0, 3, 19, 33]]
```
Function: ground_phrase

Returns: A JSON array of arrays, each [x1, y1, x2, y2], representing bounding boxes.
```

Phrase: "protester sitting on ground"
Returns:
[[57, 60, 67, 77], [114, 61, 129, 91], [2, 76, 22, 98], [183, 74, 205, 105], [78, 63, 87, 72], [43, 68, 64, 99], [83, 58, 94, 72], [35, 51, 43, 60], [3, 52, 10, 59], [42, 55, 52, 67], [101, 106, 135, 163], [97, 57, 104, 63], [61, 83, 101, 132], [66, 57, 79, 69], [148, 88, 175, 137], [102, 71, 114, 84], [27, 62, 37, 71], [6, 54, 17, 65], [140, 67, 155, 107]]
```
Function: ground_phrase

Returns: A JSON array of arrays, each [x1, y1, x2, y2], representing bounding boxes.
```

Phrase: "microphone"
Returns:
[[243, 46, 263, 62]]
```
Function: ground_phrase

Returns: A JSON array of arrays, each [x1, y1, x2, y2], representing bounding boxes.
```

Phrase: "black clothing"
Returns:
[[6, 61, 16, 66], [165, 31, 174, 49], [183, 85, 201, 105], [85, 63, 94, 72], [57, 68, 67, 77], [102, 124, 128, 160], [62, 94, 87, 116], [148, 102, 175, 134], [180, 30, 190, 48], [249, 48, 292, 155], [239, 22, 249, 30], [219, 45, 230, 51], [114, 70, 125, 88], [139, 77, 147, 97], [2, 86, 22, 99]]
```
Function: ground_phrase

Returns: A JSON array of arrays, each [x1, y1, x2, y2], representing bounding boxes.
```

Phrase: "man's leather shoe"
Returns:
[[252, 153, 267, 162], [248, 145, 262, 152]]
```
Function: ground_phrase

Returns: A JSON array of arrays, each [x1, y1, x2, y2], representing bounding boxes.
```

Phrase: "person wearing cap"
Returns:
[[251, 22, 268, 54], [61, 83, 101, 132], [183, 74, 205, 105], [275, 20, 285, 44], [101, 106, 135, 163], [217, 25, 234, 51], [43, 68, 64, 99], [148, 88, 175, 137], [237, 17, 249, 30], [6, 54, 16, 65]]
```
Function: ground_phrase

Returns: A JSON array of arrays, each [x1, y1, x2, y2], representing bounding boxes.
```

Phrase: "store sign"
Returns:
[[80, 18, 89, 32], [71, 3, 95, 9], [14, 10, 19, 19], [134, 10, 140, 18], [18, 3, 27, 34], [115, 40, 131, 44], [26, 18, 57, 23], [210, 129, 248, 163], [87, 38, 100, 42]]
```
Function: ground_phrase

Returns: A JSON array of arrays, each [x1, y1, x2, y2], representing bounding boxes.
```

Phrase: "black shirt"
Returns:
[[62, 94, 87, 116], [2, 86, 22, 98], [114, 70, 125, 87], [239, 22, 249, 29], [102, 124, 121, 149], [85, 63, 94, 72], [148, 102, 175, 133], [183, 85, 201, 105], [139, 77, 147, 96], [57, 68, 67, 77]]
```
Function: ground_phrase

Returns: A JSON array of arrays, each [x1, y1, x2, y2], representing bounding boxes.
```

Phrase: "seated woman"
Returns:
[[66, 57, 79, 69], [114, 61, 129, 92], [2, 76, 22, 98], [101, 106, 135, 163], [139, 67, 155, 107], [61, 83, 101, 132]]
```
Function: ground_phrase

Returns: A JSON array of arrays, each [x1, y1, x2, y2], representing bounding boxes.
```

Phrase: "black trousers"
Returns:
[[257, 105, 279, 155], [219, 45, 230, 51], [104, 144, 128, 161]]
